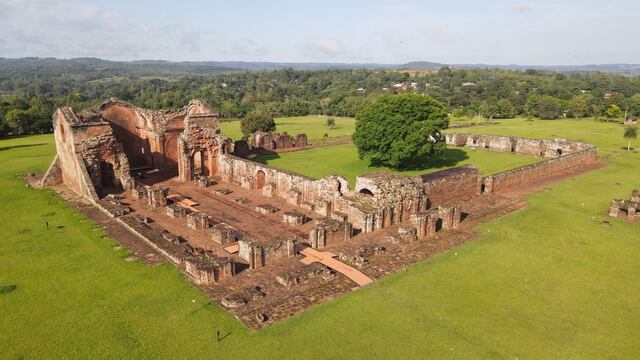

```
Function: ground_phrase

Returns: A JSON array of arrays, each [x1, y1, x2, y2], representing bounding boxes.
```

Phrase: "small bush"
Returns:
[[0, 284, 17, 295]]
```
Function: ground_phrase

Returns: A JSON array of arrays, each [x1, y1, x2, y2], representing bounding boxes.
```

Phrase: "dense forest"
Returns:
[[1, 58, 640, 136]]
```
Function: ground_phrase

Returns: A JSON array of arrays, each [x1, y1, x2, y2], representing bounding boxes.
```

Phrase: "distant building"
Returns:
[[462, 82, 477, 87]]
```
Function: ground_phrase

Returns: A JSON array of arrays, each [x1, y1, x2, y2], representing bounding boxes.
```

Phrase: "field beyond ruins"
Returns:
[[1, 117, 639, 359]]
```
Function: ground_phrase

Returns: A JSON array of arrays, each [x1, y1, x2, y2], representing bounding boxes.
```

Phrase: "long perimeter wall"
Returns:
[[446, 134, 598, 193]]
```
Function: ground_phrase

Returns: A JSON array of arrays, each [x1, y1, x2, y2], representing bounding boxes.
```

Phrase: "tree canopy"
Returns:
[[352, 93, 448, 168], [240, 108, 276, 137]]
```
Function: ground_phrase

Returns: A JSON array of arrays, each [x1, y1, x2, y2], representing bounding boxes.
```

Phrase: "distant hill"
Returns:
[[1, 57, 640, 75]]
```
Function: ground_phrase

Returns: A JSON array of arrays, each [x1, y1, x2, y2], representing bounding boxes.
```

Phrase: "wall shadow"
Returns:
[[0, 143, 48, 152]]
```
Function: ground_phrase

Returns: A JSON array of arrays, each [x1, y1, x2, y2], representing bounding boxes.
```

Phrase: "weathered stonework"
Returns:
[[309, 218, 353, 249], [609, 190, 640, 223], [210, 223, 237, 245], [238, 237, 297, 269], [186, 212, 209, 230], [253, 131, 308, 152], [446, 133, 598, 193], [184, 255, 235, 285]]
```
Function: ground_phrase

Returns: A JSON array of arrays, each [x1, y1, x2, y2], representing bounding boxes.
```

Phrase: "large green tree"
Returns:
[[240, 108, 276, 137], [535, 95, 563, 119], [352, 93, 448, 168]]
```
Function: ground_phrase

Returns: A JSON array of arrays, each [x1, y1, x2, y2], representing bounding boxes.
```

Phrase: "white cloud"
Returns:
[[301, 39, 347, 57], [508, 2, 533, 14]]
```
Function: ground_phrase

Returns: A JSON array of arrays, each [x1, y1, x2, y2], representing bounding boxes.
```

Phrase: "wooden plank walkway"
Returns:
[[299, 247, 374, 286]]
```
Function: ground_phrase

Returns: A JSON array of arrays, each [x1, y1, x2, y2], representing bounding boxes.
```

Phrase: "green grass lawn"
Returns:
[[219, 115, 354, 141], [254, 143, 539, 186], [1, 117, 640, 359]]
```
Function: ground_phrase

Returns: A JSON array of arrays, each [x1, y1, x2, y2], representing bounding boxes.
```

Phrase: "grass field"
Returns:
[[219, 115, 355, 141], [255, 143, 539, 186], [1, 118, 640, 359]]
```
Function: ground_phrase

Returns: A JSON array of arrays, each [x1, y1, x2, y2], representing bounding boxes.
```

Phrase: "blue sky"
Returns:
[[1, 0, 638, 64]]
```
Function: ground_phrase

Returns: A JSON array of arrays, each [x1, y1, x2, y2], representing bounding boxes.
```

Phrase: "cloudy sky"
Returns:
[[0, 0, 639, 64]]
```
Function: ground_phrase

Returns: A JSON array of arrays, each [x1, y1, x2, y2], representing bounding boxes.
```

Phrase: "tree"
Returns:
[[629, 94, 640, 118], [326, 117, 336, 129], [606, 104, 622, 120], [219, 100, 239, 118], [5, 109, 32, 134], [492, 99, 515, 119], [535, 96, 562, 119], [567, 95, 589, 118], [240, 108, 276, 137], [352, 93, 448, 168], [624, 126, 637, 152]]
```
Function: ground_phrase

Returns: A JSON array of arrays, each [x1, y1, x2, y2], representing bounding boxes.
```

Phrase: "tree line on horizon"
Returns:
[[1, 61, 640, 137]]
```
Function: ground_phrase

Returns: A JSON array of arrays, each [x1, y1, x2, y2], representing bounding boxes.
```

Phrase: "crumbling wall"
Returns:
[[483, 148, 597, 192], [446, 133, 595, 158], [219, 153, 348, 215], [252, 131, 308, 151], [47, 107, 134, 200]]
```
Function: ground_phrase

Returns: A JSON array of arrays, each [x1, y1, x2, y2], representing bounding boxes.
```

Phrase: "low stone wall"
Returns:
[[483, 147, 597, 193], [218, 153, 347, 216], [446, 133, 594, 157], [446, 133, 598, 193]]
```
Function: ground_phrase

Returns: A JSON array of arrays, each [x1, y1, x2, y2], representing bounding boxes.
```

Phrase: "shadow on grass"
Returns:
[[0, 143, 48, 152], [0, 284, 17, 295], [252, 152, 282, 164], [386, 148, 470, 173]]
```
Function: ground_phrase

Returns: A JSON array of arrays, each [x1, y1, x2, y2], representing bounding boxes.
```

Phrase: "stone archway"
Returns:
[[359, 188, 374, 196]]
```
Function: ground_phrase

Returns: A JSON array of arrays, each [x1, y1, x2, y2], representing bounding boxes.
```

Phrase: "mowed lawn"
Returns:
[[255, 143, 539, 186], [219, 115, 354, 141], [1, 118, 640, 359]]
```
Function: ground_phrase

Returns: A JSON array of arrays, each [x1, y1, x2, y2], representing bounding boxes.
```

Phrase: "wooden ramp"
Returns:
[[299, 247, 374, 287]]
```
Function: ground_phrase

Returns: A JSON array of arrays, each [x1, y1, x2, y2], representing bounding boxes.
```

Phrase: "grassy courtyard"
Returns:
[[1, 118, 639, 359], [254, 143, 539, 186], [219, 115, 355, 141]]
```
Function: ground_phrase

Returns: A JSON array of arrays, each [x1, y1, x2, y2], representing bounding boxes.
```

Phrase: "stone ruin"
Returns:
[[253, 131, 308, 152], [42, 98, 231, 200], [238, 237, 297, 269], [609, 190, 640, 223], [40, 98, 601, 328]]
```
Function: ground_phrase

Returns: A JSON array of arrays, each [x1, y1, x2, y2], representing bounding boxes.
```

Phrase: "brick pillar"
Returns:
[[427, 212, 438, 236], [438, 206, 455, 229], [147, 186, 168, 208]]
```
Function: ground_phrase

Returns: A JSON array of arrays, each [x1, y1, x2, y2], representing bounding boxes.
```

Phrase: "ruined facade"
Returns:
[[42, 98, 231, 200]]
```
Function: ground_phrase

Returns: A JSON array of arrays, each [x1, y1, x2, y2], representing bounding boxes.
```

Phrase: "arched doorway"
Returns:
[[256, 170, 266, 190], [359, 188, 374, 196]]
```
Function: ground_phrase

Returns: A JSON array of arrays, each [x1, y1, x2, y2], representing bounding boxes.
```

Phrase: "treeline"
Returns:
[[1, 59, 640, 136]]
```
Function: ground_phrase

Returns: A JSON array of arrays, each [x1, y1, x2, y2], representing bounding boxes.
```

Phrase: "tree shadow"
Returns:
[[391, 148, 470, 173], [0, 143, 48, 152], [252, 152, 282, 164]]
